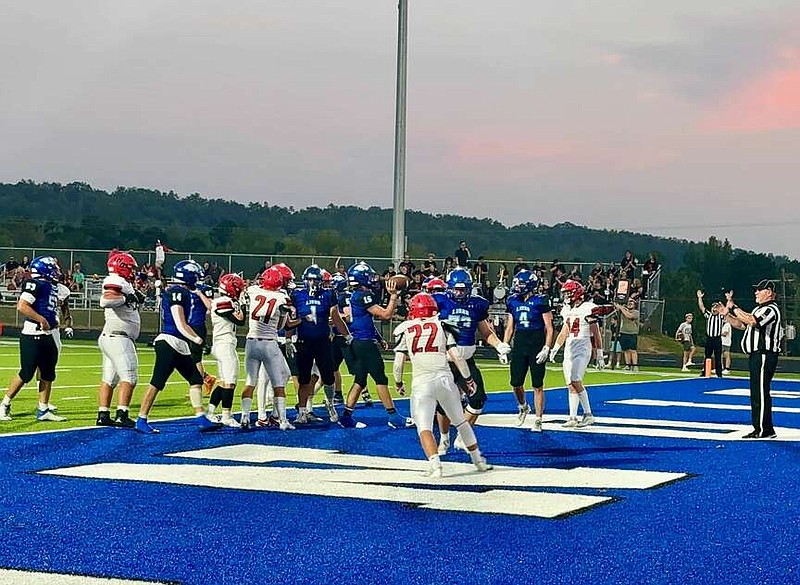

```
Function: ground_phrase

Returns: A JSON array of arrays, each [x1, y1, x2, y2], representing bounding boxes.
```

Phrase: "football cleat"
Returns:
[[517, 403, 530, 426], [577, 414, 595, 428], [135, 418, 160, 434], [562, 417, 578, 428], [306, 411, 325, 423], [47, 403, 58, 412], [324, 399, 339, 423], [474, 456, 493, 472], [36, 409, 66, 422], [387, 414, 415, 430], [294, 412, 309, 424], [197, 414, 223, 432], [437, 435, 451, 455], [114, 411, 136, 429], [422, 466, 443, 479], [220, 416, 241, 429], [279, 420, 296, 431], [96, 411, 114, 427], [338, 413, 357, 428], [240, 418, 252, 431], [0, 402, 11, 421], [531, 417, 543, 432]]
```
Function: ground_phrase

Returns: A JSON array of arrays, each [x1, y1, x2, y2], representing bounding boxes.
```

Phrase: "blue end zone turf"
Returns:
[[1, 377, 799, 584]]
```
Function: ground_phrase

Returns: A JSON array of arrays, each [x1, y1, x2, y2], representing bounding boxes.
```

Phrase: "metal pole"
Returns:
[[391, 0, 409, 266]]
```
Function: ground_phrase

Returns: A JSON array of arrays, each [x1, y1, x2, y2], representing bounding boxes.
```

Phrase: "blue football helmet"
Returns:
[[302, 264, 324, 293], [172, 259, 205, 289], [347, 261, 377, 289], [512, 269, 539, 295], [29, 256, 61, 282], [446, 268, 472, 300], [332, 273, 348, 294]]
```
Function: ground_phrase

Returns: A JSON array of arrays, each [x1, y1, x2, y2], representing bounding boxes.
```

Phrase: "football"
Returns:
[[387, 274, 410, 292]]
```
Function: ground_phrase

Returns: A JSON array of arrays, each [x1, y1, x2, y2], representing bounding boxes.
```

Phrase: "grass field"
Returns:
[[0, 338, 738, 435]]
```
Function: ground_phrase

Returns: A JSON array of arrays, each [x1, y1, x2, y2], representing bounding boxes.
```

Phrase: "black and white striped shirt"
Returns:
[[703, 310, 724, 337], [741, 301, 783, 354]]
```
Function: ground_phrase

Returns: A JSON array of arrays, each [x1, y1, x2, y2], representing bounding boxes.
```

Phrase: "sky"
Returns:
[[1, 1, 799, 257]]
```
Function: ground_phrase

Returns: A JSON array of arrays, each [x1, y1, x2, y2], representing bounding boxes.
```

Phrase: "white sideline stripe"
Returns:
[[477, 414, 800, 441], [39, 461, 612, 518], [0, 568, 167, 584], [611, 398, 800, 414], [166, 445, 686, 490], [706, 389, 800, 399], [60, 396, 91, 401]]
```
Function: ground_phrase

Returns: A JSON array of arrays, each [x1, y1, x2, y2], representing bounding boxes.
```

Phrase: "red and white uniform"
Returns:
[[98, 274, 141, 386], [244, 285, 291, 387], [210, 294, 240, 385], [560, 301, 597, 384], [393, 317, 467, 433]]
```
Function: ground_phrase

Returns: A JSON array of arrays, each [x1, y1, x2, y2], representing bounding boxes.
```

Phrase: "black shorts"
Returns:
[[350, 339, 388, 387], [448, 357, 487, 414], [189, 338, 205, 364], [295, 336, 336, 386], [509, 330, 546, 389], [19, 334, 59, 383], [619, 333, 638, 351], [149, 340, 204, 391]]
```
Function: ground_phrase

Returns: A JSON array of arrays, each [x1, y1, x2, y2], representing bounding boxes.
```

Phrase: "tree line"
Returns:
[[1, 180, 798, 352]]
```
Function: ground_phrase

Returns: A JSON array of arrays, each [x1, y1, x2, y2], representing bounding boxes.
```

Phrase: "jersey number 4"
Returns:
[[568, 317, 581, 337], [408, 322, 439, 354]]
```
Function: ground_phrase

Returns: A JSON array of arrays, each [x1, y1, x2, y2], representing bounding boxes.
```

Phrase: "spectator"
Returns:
[[408, 270, 424, 296], [71, 261, 85, 291], [721, 320, 732, 375], [442, 256, 455, 275], [513, 257, 529, 276], [207, 261, 223, 284], [422, 253, 438, 277], [607, 314, 622, 369], [675, 313, 696, 372], [20, 255, 30, 270], [641, 253, 659, 297], [473, 256, 488, 283], [454, 241, 471, 268], [398, 253, 415, 275], [497, 264, 509, 288], [615, 298, 640, 371], [620, 250, 637, 282], [154, 240, 170, 279]]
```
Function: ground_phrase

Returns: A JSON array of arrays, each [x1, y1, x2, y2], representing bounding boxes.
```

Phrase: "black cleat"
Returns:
[[742, 430, 761, 439], [96, 412, 114, 427], [114, 410, 136, 429]]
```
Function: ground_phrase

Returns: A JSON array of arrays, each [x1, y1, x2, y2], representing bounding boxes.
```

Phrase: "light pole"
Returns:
[[391, 0, 408, 265]]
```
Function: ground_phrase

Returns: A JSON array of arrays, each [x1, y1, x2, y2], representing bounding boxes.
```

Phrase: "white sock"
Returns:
[[276, 396, 287, 422], [188, 386, 203, 409], [117, 405, 129, 413], [241, 397, 252, 418], [455, 420, 477, 448], [98, 406, 110, 413], [1, 396, 11, 407], [578, 390, 592, 415], [38, 401, 48, 411], [256, 381, 267, 419], [568, 392, 579, 419], [207, 403, 216, 416]]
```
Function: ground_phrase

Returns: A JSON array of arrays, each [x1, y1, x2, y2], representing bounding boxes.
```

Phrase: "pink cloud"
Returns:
[[700, 65, 800, 133]]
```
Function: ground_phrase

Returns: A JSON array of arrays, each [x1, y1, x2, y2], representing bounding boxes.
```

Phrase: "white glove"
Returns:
[[498, 353, 508, 365], [535, 346, 550, 364], [595, 348, 605, 369], [285, 340, 296, 359], [63, 327, 74, 338], [495, 342, 511, 356], [549, 344, 561, 362], [344, 334, 354, 345]]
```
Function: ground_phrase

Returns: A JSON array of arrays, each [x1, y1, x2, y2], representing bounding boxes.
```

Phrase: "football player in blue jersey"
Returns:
[[330, 272, 374, 406], [135, 260, 222, 434], [292, 264, 351, 423], [188, 281, 216, 395], [432, 268, 511, 452], [0, 256, 68, 422], [502, 269, 554, 432], [338, 262, 411, 429]]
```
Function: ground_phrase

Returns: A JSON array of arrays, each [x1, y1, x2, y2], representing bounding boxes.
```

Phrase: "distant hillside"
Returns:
[[0, 180, 707, 268]]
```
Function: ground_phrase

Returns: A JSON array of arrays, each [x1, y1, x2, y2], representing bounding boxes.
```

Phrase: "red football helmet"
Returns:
[[218, 273, 245, 299], [260, 266, 284, 291], [424, 277, 447, 294], [273, 263, 295, 289], [107, 252, 138, 281], [320, 269, 332, 289], [561, 280, 585, 306], [408, 293, 439, 319]]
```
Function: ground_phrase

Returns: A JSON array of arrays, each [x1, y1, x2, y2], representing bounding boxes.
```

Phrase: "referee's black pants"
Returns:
[[703, 336, 723, 377], [748, 351, 778, 436]]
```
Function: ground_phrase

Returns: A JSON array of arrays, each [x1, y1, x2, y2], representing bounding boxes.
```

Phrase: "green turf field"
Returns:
[[0, 338, 761, 434]]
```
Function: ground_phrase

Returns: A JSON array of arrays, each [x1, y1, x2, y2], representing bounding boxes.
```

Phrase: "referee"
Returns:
[[696, 290, 724, 377], [722, 280, 783, 439]]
